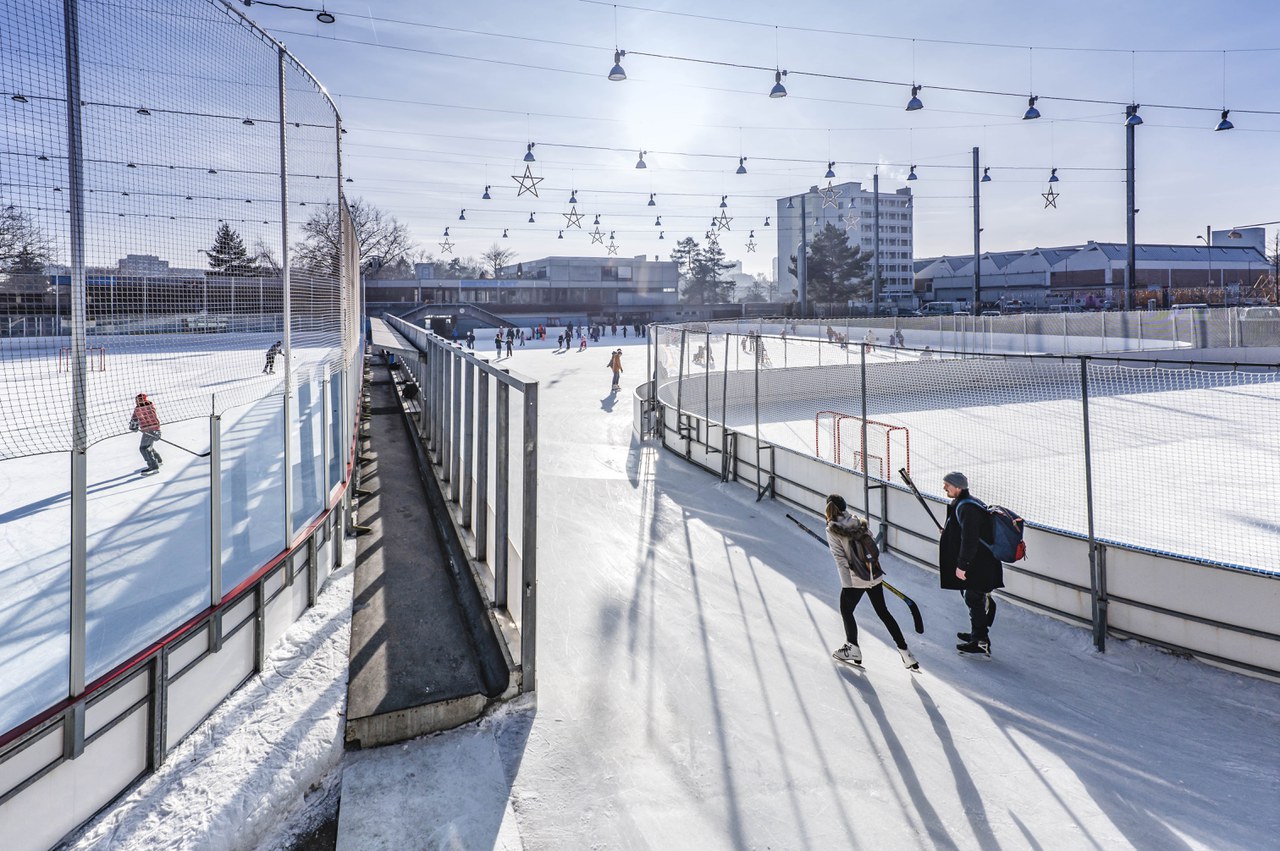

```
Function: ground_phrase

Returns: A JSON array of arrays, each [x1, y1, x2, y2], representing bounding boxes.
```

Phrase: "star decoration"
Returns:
[[563, 206, 584, 228], [819, 181, 843, 208], [439, 239, 454, 253], [1042, 186, 1060, 209], [589, 227, 605, 244], [511, 164, 543, 197], [606, 241, 619, 255], [841, 212, 860, 231], [714, 211, 733, 231], [746, 240, 757, 253]]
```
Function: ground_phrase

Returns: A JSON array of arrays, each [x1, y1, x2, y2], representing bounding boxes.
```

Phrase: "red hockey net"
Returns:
[[814, 410, 910, 480], [59, 346, 107, 372]]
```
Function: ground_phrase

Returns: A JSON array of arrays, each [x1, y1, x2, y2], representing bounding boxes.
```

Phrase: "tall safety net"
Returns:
[[0, 1, 359, 736], [654, 319, 1280, 576]]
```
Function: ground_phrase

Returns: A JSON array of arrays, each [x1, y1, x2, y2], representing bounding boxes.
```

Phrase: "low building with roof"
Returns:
[[918, 230, 1271, 308]]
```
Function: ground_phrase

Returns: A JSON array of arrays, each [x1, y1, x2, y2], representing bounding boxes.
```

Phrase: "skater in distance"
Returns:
[[129, 393, 163, 475], [939, 472, 1003, 655], [825, 494, 919, 670], [607, 348, 623, 391], [262, 340, 282, 374]]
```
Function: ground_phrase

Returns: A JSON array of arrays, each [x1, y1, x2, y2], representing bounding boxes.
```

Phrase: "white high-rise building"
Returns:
[[776, 181, 915, 308]]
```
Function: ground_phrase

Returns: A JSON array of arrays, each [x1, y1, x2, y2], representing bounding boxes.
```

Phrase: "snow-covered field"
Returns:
[[29, 329, 1280, 849]]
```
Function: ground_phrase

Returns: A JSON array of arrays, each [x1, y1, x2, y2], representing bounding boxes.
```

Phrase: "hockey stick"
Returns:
[[155, 436, 212, 458], [785, 513, 924, 634], [898, 468, 943, 532]]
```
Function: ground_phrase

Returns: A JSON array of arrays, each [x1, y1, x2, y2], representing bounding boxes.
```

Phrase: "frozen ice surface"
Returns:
[[35, 330, 1280, 849]]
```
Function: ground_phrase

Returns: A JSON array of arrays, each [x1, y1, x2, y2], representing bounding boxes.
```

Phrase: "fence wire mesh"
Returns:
[[1, 0, 354, 459], [0, 0, 357, 736], [655, 318, 1280, 575]]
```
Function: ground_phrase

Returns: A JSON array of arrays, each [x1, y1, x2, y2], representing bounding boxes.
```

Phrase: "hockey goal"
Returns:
[[814, 410, 910, 480], [59, 346, 107, 372]]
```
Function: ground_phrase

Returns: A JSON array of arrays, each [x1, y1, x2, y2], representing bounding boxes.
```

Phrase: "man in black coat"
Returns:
[[939, 471, 1004, 655]]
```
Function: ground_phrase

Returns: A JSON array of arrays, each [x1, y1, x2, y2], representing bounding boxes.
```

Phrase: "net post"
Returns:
[[210, 397, 222, 609], [1080, 355, 1106, 651], [277, 44, 294, 541], [63, 0, 88, 706]]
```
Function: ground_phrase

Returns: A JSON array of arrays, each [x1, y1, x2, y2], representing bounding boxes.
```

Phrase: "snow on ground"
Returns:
[[53, 327, 1280, 849], [65, 540, 354, 851]]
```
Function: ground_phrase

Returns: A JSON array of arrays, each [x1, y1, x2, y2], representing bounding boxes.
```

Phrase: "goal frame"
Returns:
[[814, 410, 910, 480], [59, 345, 107, 372]]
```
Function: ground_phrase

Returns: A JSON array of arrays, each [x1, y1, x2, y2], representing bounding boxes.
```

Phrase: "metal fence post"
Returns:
[[210, 403, 222, 608], [461, 361, 475, 528], [1080, 356, 1106, 651], [520, 382, 539, 692], [277, 45, 294, 542], [860, 343, 871, 522], [63, 0, 89, 713], [494, 383, 510, 609], [450, 354, 462, 500], [475, 370, 489, 561]]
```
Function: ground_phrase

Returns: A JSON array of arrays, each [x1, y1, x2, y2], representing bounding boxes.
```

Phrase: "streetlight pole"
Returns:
[[1125, 105, 1139, 311], [1196, 227, 1214, 306], [972, 147, 982, 309]]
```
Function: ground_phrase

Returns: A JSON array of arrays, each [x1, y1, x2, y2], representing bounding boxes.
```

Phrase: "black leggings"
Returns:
[[840, 585, 907, 649]]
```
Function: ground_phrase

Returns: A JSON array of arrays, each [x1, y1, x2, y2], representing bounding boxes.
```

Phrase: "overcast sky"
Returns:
[[239, 0, 1280, 276]]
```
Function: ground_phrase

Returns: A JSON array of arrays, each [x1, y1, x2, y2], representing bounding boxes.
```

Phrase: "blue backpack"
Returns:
[[957, 498, 1027, 563]]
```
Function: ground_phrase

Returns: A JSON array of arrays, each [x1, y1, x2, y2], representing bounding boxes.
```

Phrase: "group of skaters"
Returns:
[[825, 470, 1000, 671]]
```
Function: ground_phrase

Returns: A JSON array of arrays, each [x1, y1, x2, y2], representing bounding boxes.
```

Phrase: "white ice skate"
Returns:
[[832, 643, 862, 668]]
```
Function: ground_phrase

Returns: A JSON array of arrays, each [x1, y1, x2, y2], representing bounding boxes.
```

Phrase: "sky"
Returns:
[[234, 0, 1280, 277]]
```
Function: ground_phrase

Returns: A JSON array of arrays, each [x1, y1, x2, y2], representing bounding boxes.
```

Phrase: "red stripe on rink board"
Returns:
[[0, 451, 356, 750]]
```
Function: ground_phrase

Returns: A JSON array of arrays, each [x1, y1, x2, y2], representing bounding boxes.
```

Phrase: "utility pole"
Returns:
[[797, 193, 808, 317], [872, 170, 881, 316], [972, 147, 981, 309], [1125, 105, 1139, 310]]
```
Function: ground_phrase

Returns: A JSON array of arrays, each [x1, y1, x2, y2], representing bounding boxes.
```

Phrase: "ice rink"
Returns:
[[51, 328, 1280, 850], [0, 334, 342, 733]]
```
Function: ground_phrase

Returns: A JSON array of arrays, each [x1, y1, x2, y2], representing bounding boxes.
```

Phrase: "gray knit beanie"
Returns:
[[943, 471, 969, 489]]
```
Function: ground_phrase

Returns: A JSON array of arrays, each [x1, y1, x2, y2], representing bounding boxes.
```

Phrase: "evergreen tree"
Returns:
[[672, 237, 735, 304], [787, 222, 869, 303], [207, 223, 255, 275]]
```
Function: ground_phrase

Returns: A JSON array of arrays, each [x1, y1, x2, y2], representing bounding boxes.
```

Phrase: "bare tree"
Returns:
[[293, 197, 414, 274], [481, 243, 516, 280]]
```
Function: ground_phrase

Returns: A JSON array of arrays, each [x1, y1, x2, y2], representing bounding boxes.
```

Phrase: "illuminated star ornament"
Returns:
[[746, 240, 757, 253], [606, 240, 619, 255], [563, 206, 584, 228], [1042, 186, 1060, 209], [589, 227, 605, 244], [819, 181, 843, 208], [511, 164, 544, 197], [714, 211, 733, 231], [439, 238, 455, 254], [841, 212, 860, 231]]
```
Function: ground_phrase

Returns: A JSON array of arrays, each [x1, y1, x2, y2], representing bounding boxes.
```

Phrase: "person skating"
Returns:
[[608, 348, 623, 391], [506, 336, 514, 357], [939, 472, 1003, 656], [262, 340, 282, 374], [825, 494, 919, 670], [465, 330, 475, 350], [494, 332, 503, 356], [578, 334, 587, 352], [129, 393, 163, 475]]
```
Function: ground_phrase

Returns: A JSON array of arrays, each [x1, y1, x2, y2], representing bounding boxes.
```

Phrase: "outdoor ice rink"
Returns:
[[28, 329, 1280, 850], [0, 333, 341, 733]]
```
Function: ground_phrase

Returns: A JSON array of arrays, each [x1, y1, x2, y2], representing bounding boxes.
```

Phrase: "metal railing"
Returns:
[[641, 320, 1280, 676], [386, 315, 539, 692]]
